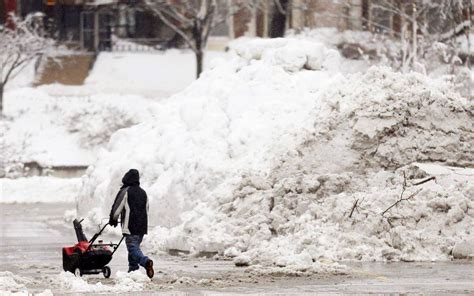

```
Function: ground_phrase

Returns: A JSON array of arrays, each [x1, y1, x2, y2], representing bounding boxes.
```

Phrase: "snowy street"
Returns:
[[1, 202, 473, 295]]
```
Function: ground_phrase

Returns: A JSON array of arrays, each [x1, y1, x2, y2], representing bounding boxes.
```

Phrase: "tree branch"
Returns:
[[2, 53, 23, 85], [381, 188, 422, 216], [202, 1, 216, 48], [0, 13, 55, 101], [380, 171, 432, 216], [348, 199, 359, 218], [145, 2, 198, 52], [412, 176, 436, 186]]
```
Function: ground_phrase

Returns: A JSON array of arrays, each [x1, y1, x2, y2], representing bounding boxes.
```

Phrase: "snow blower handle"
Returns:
[[111, 236, 125, 256], [88, 222, 109, 245], [86, 222, 124, 254], [85, 222, 110, 252]]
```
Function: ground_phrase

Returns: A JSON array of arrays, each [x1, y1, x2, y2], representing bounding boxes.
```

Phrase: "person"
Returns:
[[109, 169, 154, 278]]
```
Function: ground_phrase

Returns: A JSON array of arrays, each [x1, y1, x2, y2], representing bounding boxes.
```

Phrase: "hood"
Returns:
[[121, 169, 140, 188]]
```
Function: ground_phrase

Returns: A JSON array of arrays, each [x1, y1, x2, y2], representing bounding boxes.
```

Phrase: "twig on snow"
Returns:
[[412, 176, 436, 186], [381, 171, 426, 216], [381, 188, 422, 216], [348, 199, 359, 218]]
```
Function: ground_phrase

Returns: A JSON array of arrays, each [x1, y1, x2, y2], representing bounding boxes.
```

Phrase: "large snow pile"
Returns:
[[146, 67, 473, 266], [78, 38, 473, 267], [78, 38, 341, 227]]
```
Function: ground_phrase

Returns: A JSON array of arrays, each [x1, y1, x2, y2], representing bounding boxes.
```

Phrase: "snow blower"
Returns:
[[62, 219, 124, 278]]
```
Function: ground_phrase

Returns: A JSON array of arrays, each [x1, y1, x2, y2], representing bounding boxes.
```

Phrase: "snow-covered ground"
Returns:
[[31, 50, 228, 99], [2, 88, 157, 168], [85, 50, 228, 98]]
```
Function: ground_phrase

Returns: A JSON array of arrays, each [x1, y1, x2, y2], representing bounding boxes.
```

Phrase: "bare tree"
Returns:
[[0, 13, 55, 114], [369, 0, 472, 71], [265, 0, 316, 38], [144, 0, 254, 78], [269, 0, 291, 37]]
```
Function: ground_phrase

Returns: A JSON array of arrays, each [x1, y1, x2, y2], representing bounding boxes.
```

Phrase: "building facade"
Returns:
[[2, 0, 471, 51], [1, 0, 168, 51]]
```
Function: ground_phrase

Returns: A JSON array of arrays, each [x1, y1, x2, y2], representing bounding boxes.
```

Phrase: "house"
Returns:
[[2, 0, 470, 51], [1, 0, 17, 28], [227, 0, 365, 39], [230, 0, 471, 39], [0, 0, 166, 51]]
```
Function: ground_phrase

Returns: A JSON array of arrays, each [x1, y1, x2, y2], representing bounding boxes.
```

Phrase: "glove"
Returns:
[[109, 216, 118, 227]]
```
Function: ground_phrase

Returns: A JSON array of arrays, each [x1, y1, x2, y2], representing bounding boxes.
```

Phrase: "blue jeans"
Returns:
[[125, 234, 149, 272]]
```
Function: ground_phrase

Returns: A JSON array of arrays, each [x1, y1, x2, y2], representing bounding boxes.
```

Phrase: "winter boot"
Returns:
[[145, 259, 154, 279]]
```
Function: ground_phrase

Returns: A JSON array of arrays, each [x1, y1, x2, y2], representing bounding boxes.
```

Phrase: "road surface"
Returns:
[[0, 203, 473, 295]]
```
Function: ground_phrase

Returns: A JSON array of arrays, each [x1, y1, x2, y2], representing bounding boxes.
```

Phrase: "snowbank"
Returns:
[[0, 176, 81, 203], [150, 67, 473, 266], [78, 37, 473, 268], [78, 38, 341, 227]]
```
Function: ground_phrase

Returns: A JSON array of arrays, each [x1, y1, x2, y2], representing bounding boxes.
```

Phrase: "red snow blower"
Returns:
[[62, 219, 124, 278]]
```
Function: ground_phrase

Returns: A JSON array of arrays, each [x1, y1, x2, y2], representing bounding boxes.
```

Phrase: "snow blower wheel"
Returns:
[[74, 267, 82, 277], [103, 266, 111, 278]]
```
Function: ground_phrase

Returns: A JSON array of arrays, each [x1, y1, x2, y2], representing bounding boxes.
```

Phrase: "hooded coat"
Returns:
[[109, 169, 149, 235]]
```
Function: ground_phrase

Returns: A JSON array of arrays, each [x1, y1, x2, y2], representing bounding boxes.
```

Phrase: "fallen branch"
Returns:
[[348, 199, 359, 218], [381, 171, 423, 216], [412, 176, 435, 186], [381, 188, 422, 216]]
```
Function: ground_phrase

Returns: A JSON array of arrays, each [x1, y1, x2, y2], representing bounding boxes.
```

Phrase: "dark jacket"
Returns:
[[109, 169, 149, 235]]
